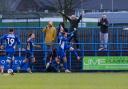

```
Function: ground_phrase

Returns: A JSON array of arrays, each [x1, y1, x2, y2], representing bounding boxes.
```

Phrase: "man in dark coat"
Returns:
[[98, 15, 109, 51]]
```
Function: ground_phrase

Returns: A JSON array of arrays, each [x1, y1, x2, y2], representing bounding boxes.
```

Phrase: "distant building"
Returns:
[[77, 0, 128, 12]]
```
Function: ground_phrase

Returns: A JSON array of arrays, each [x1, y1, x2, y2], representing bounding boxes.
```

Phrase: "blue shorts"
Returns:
[[64, 45, 71, 50], [6, 52, 14, 60], [57, 47, 66, 60], [57, 45, 71, 60]]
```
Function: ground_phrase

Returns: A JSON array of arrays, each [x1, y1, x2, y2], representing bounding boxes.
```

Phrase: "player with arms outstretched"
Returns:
[[0, 29, 20, 75], [20, 33, 40, 73], [58, 29, 80, 73]]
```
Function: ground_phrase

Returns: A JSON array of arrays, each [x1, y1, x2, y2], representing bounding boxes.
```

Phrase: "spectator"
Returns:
[[98, 15, 109, 51], [60, 12, 82, 49], [42, 21, 57, 61]]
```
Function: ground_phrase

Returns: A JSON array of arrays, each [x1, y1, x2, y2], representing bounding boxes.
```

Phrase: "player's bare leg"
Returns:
[[0, 66, 4, 74]]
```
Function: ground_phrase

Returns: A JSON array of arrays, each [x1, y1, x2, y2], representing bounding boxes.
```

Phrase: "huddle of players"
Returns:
[[46, 26, 80, 73], [45, 12, 82, 73], [0, 27, 80, 74]]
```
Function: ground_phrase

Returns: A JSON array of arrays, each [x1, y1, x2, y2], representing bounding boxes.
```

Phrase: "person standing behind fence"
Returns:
[[98, 15, 109, 51], [42, 21, 57, 61], [59, 12, 82, 49]]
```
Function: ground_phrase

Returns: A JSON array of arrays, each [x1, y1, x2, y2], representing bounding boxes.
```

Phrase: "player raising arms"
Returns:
[[58, 29, 80, 73], [0, 29, 20, 75], [20, 33, 40, 73]]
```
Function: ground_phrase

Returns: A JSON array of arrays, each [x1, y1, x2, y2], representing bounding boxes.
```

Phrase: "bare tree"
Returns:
[[56, 0, 79, 23], [57, 0, 75, 15]]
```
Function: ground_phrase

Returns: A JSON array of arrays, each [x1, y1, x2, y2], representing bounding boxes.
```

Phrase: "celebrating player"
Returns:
[[0, 29, 20, 75], [20, 33, 40, 73], [58, 29, 80, 73]]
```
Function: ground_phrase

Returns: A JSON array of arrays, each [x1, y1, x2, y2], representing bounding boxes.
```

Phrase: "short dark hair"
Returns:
[[9, 29, 14, 32], [28, 33, 32, 37], [60, 22, 65, 28]]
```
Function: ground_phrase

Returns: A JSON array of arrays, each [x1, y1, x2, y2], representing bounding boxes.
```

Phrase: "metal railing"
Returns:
[[0, 27, 127, 71]]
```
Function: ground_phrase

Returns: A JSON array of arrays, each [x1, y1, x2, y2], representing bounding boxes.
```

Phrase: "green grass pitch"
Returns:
[[0, 73, 128, 89]]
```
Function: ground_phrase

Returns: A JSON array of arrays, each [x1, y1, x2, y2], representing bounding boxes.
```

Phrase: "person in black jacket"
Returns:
[[60, 12, 82, 49], [98, 15, 109, 51]]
